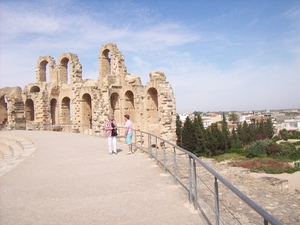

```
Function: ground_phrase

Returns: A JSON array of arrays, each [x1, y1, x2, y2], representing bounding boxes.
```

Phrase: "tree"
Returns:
[[264, 118, 274, 139], [210, 123, 223, 155], [175, 114, 183, 147], [230, 127, 243, 149], [193, 111, 202, 116], [193, 115, 207, 156], [221, 112, 230, 151], [256, 119, 266, 140], [228, 112, 240, 124], [206, 128, 218, 156], [279, 129, 289, 141], [182, 117, 196, 152], [236, 123, 245, 145], [243, 120, 253, 145]]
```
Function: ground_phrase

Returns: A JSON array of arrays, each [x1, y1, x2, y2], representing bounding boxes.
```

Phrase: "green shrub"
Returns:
[[290, 131, 300, 139], [246, 140, 268, 158], [250, 165, 300, 174], [213, 153, 246, 162], [271, 136, 281, 142], [266, 142, 279, 156], [276, 143, 300, 161], [228, 148, 245, 155]]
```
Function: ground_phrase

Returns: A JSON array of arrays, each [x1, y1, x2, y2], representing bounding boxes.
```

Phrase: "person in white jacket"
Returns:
[[104, 114, 118, 155]]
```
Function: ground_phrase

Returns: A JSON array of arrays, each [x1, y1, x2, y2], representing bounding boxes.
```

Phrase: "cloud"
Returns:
[[0, 0, 299, 113], [283, 6, 300, 19], [0, 0, 200, 54]]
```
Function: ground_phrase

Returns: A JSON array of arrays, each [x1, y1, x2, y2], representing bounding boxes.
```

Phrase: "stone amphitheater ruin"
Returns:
[[0, 43, 176, 142], [1, 43, 300, 224]]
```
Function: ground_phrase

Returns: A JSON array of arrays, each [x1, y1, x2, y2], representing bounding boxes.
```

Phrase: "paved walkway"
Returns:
[[0, 131, 202, 225]]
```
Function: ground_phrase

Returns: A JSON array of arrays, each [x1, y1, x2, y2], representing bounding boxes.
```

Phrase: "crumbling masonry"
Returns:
[[0, 43, 176, 142]]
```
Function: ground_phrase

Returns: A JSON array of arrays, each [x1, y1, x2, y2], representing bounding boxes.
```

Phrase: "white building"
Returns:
[[281, 117, 300, 131]]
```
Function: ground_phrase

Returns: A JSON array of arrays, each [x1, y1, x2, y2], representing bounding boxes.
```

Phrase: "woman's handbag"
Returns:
[[111, 122, 118, 136]]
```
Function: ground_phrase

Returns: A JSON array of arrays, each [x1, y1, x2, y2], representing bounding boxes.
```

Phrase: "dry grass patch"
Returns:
[[230, 158, 299, 174]]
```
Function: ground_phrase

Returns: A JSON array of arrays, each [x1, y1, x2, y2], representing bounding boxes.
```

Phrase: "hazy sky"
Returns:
[[0, 0, 299, 113]]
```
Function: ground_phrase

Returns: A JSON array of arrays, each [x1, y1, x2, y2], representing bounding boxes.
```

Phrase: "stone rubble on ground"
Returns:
[[195, 157, 300, 225]]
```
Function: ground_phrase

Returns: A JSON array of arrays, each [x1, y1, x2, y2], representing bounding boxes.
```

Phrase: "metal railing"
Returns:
[[131, 129, 283, 225], [5, 123, 283, 225]]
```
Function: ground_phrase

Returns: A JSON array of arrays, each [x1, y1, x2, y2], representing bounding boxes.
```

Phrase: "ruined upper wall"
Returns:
[[98, 43, 128, 87], [36, 56, 56, 83], [0, 87, 24, 128], [58, 53, 82, 84], [35, 53, 82, 84], [0, 86, 23, 101]]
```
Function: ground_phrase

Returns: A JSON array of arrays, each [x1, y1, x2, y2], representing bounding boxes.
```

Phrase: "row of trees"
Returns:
[[176, 114, 274, 156]]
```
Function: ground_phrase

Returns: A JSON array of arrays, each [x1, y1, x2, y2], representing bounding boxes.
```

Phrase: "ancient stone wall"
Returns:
[[4, 43, 176, 143], [0, 87, 25, 130]]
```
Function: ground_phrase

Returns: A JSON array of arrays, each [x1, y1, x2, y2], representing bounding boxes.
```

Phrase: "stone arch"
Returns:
[[50, 99, 58, 125], [59, 57, 70, 84], [110, 92, 120, 124], [98, 43, 127, 87], [0, 95, 8, 126], [30, 86, 40, 93], [61, 97, 71, 124], [124, 90, 135, 123], [101, 49, 111, 76], [82, 93, 92, 127], [25, 99, 34, 121], [36, 56, 56, 82], [39, 60, 48, 82], [58, 53, 82, 84], [146, 88, 159, 123]]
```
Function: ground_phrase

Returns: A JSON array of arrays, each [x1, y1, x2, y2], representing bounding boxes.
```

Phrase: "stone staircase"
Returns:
[[0, 133, 36, 177]]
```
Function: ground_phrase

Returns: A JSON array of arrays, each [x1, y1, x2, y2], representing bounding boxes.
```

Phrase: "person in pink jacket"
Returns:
[[104, 114, 118, 155]]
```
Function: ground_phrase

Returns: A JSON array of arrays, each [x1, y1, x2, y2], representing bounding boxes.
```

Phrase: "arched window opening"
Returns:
[[25, 99, 34, 121], [0, 95, 8, 126], [60, 58, 70, 84], [50, 99, 57, 125], [124, 91, 135, 123], [61, 97, 71, 124], [110, 92, 120, 124], [82, 93, 92, 127], [102, 49, 111, 76], [39, 60, 48, 82], [30, 86, 40, 93], [146, 88, 159, 123]]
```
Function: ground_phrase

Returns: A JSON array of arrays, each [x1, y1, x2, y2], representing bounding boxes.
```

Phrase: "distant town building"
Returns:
[[276, 116, 300, 132]]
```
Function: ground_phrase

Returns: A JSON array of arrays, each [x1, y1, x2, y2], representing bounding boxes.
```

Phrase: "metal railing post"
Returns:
[[214, 177, 220, 225], [188, 156, 193, 203], [150, 135, 152, 158], [163, 142, 166, 173], [134, 130, 137, 150], [155, 137, 158, 165], [173, 147, 177, 184], [193, 158, 198, 210], [140, 131, 143, 153], [148, 134, 151, 158], [140, 131, 144, 152], [264, 219, 268, 225]]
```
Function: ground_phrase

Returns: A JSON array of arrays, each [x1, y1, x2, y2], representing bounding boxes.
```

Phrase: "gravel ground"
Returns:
[[0, 131, 203, 225]]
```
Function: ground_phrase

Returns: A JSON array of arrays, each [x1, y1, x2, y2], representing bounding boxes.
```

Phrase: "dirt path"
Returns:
[[250, 171, 300, 193]]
